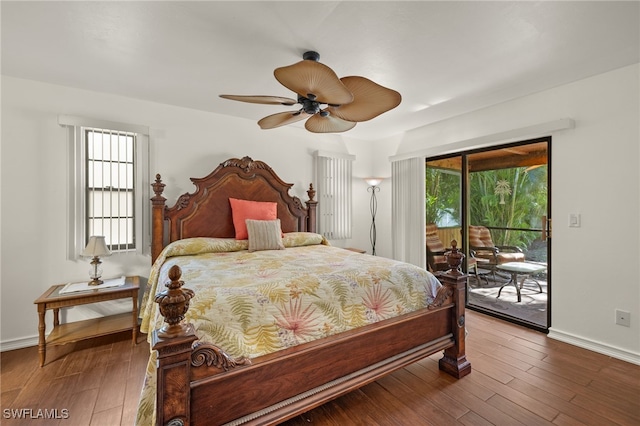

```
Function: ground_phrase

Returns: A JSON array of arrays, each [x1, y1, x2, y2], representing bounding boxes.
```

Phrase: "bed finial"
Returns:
[[152, 174, 166, 198], [155, 265, 195, 338], [307, 183, 316, 202], [445, 240, 464, 275]]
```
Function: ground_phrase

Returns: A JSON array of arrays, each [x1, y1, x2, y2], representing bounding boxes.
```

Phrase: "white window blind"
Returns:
[[314, 151, 355, 240]]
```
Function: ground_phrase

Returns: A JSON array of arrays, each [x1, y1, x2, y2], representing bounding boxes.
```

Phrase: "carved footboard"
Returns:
[[151, 245, 470, 426]]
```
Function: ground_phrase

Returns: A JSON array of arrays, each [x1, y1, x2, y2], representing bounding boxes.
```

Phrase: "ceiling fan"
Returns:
[[220, 51, 402, 133]]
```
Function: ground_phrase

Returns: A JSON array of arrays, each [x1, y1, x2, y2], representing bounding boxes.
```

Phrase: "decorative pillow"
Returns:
[[282, 232, 327, 248], [246, 219, 285, 252], [229, 198, 278, 240]]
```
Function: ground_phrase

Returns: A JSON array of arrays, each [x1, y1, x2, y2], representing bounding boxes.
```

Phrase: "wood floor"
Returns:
[[1, 311, 638, 425]]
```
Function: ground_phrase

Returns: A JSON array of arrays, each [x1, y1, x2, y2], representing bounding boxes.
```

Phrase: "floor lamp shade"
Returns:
[[365, 177, 384, 187]]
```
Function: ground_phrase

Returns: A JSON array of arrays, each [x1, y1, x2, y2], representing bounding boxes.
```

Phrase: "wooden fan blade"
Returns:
[[219, 95, 297, 105], [274, 60, 354, 105], [258, 111, 310, 129], [305, 113, 357, 133], [327, 76, 401, 122]]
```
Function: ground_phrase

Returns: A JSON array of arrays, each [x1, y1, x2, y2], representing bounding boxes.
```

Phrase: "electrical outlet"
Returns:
[[616, 309, 631, 327]]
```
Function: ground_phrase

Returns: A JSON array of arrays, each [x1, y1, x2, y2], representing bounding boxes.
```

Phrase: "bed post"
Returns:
[[152, 265, 198, 426], [436, 241, 472, 379], [153, 328, 197, 426], [306, 183, 318, 233], [151, 174, 167, 264]]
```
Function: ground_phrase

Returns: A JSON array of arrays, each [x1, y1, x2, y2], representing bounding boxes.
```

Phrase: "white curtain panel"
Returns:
[[391, 157, 426, 268]]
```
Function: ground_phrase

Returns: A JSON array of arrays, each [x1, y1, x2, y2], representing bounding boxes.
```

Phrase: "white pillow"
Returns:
[[246, 219, 285, 252]]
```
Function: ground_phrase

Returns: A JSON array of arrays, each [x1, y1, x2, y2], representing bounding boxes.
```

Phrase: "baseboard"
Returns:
[[548, 328, 640, 366], [0, 335, 38, 352]]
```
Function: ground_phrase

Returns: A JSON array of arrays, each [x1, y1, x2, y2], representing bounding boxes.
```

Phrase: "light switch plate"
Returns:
[[569, 213, 581, 227]]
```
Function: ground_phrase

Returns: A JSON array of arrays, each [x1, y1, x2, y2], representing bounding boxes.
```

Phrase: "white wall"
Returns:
[[342, 137, 401, 258], [370, 64, 640, 363], [2, 64, 638, 365], [0, 76, 369, 348]]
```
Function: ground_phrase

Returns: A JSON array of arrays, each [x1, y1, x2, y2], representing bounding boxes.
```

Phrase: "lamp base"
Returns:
[[88, 278, 104, 286], [88, 256, 104, 286]]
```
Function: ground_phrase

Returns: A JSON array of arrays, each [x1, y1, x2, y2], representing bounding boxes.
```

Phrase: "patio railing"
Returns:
[[434, 225, 548, 265]]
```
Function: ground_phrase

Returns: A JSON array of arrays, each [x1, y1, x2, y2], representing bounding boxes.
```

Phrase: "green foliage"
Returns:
[[469, 166, 547, 250], [426, 162, 548, 259], [425, 167, 461, 225]]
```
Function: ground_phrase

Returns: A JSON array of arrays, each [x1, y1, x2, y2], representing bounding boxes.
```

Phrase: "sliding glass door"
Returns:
[[426, 155, 462, 256], [426, 138, 551, 331]]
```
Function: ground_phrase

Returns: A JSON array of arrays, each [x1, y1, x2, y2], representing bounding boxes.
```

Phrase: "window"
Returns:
[[314, 150, 355, 240], [59, 115, 149, 259], [86, 128, 136, 251]]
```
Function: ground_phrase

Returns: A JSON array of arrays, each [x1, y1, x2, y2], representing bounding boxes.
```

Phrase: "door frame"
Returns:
[[426, 136, 551, 332]]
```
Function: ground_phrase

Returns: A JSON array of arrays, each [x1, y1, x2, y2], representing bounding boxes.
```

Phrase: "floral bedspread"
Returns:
[[136, 233, 441, 425]]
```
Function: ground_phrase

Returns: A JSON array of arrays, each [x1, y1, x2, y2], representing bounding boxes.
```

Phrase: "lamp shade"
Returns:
[[364, 177, 384, 186], [82, 236, 112, 257]]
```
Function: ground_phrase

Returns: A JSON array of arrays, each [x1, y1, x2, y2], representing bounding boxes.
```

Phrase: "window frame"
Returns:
[[85, 128, 137, 252]]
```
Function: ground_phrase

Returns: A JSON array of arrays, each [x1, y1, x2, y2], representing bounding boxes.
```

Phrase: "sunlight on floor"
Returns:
[[467, 273, 548, 328]]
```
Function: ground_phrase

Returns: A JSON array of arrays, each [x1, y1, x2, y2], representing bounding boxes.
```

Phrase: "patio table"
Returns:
[[496, 262, 546, 302]]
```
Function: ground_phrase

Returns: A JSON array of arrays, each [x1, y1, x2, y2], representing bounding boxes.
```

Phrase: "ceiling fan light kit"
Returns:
[[220, 51, 401, 133]]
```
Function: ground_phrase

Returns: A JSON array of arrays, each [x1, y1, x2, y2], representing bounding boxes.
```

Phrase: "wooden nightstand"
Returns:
[[34, 276, 140, 367], [344, 247, 367, 254]]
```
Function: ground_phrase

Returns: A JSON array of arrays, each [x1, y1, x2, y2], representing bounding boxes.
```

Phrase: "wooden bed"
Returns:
[[145, 156, 470, 426]]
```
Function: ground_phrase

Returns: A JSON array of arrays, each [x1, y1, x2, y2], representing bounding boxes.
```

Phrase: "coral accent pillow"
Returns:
[[229, 198, 278, 240]]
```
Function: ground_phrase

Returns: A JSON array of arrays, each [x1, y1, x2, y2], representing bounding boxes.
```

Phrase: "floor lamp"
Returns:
[[365, 178, 383, 255]]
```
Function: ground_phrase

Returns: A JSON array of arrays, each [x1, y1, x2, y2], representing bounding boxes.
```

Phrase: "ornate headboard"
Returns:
[[151, 156, 317, 263]]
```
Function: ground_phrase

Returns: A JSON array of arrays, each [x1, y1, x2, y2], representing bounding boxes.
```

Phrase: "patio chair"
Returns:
[[427, 224, 486, 284], [468, 225, 525, 280], [426, 223, 448, 272]]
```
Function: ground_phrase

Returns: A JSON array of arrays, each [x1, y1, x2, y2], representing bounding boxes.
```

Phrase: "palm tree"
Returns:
[[494, 179, 511, 205], [470, 166, 547, 251]]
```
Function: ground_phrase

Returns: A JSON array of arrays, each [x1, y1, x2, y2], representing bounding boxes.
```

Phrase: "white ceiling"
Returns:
[[2, 1, 639, 140]]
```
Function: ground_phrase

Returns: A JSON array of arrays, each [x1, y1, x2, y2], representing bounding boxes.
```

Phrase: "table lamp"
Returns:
[[81, 236, 112, 285]]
